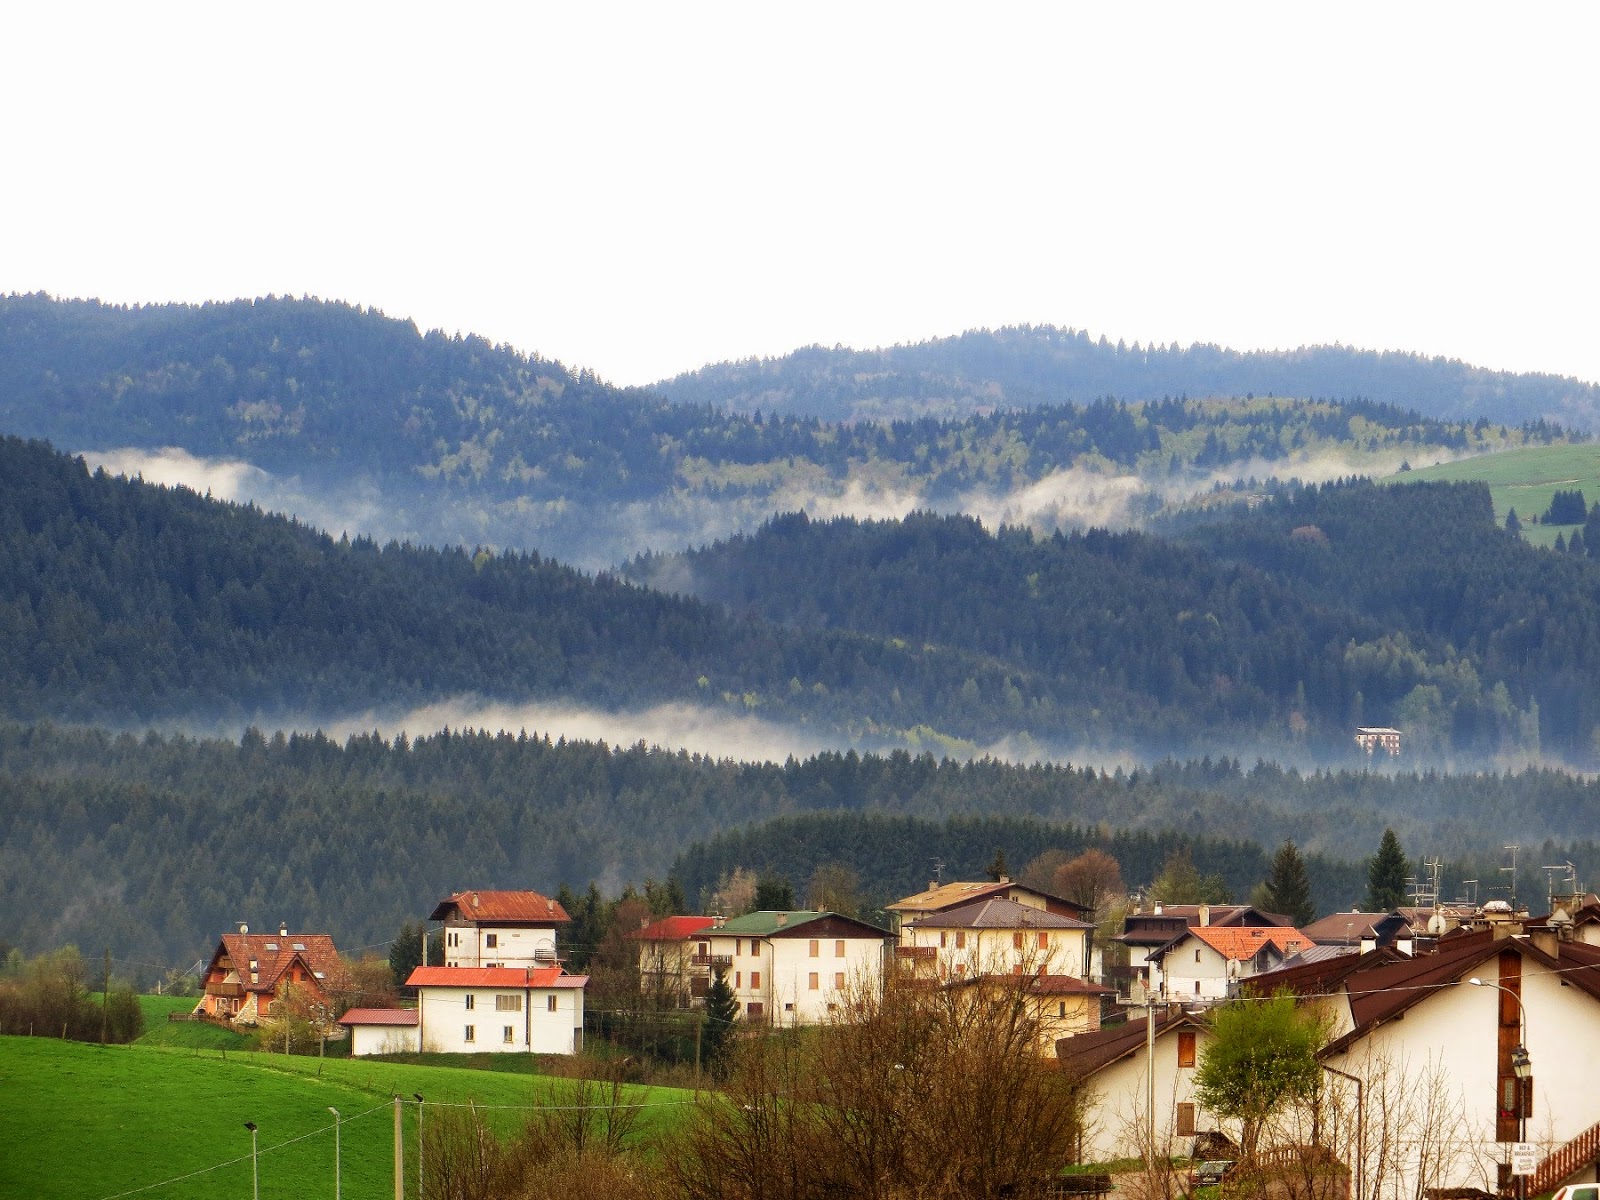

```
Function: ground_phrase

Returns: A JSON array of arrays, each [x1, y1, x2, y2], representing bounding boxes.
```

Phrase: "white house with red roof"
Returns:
[[627, 914, 719, 1008], [429, 889, 570, 969], [1147, 924, 1312, 1001], [192, 924, 345, 1027], [405, 965, 588, 1054]]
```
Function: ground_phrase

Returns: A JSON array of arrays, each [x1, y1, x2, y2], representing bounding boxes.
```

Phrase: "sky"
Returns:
[[5, 3, 1600, 388]]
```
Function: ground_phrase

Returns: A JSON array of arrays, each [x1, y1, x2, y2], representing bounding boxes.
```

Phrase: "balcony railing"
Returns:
[[205, 981, 245, 999], [691, 954, 733, 968]]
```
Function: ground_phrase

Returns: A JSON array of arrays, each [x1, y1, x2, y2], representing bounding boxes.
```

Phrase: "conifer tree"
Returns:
[[1262, 840, 1315, 927], [701, 966, 739, 1076], [1365, 828, 1409, 912]]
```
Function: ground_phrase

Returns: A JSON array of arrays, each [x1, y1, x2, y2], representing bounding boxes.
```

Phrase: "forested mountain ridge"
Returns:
[[657, 325, 1600, 430], [7, 720, 1600, 968], [629, 480, 1600, 762], [0, 295, 1571, 565]]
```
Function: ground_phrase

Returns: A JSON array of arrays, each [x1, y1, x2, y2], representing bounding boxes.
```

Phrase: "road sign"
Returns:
[[1511, 1144, 1537, 1176]]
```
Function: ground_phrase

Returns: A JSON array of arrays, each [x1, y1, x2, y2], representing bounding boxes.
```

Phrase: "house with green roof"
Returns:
[[707, 910, 895, 1026]]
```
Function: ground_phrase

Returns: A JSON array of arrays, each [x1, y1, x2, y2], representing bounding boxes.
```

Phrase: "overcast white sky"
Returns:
[[5, 3, 1598, 388]]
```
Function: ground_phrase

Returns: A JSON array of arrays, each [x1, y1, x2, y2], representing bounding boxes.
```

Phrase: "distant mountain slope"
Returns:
[[0, 296, 1571, 565], [631, 482, 1600, 763], [656, 326, 1600, 430]]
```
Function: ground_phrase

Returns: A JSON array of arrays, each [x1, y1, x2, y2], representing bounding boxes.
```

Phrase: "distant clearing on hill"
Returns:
[[1389, 443, 1600, 546]]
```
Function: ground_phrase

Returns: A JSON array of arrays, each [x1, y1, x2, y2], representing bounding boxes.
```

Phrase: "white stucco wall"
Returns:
[[1080, 1024, 1213, 1164], [349, 1023, 421, 1056], [417, 985, 583, 1054], [442, 923, 560, 969], [708, 929, 887, 1025], [904, 925, 1089, 981]]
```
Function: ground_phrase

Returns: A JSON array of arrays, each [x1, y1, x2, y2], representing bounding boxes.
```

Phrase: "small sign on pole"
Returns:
[[1511, 1144, 1537, 1176]]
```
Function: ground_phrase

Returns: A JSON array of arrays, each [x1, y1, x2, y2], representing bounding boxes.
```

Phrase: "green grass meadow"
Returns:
[[0, 1035, 693, 1200], [1394, 442, 1600, 546]]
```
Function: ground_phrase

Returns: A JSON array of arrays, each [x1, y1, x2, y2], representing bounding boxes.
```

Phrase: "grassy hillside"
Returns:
[[0, 1036, 689, 1200], [1396, 443, 1600, 547]]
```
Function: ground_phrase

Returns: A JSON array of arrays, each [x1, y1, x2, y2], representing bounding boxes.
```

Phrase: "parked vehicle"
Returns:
[[1187, 1160, 1237, 1188]]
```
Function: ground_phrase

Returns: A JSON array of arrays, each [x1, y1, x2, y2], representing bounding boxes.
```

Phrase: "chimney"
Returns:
[[640, 915, 651, 930], [1531, 927, 1561, 958], [929, 881, 939, 892], [776, 913, 788, 927], [472, 892, 480, 908], [1153, 902, 1163, 916], [1198, 904, 1211, 927], [712, 913, 725, 929], [279, 923, 288, 938]]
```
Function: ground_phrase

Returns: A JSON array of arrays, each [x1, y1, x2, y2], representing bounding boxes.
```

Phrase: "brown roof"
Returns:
[[888, 880, 1090, 918], [209, 932, 344, 997], [1055, 1010, 1206, 1077], [907, 896, 1094, 932], [1245, 945, 1406, 997], [1322, 931, 1600, 1057], [1119, 905, 1290, 947], [428, 890, 571, 924], [1298, 912, 1393, 943]]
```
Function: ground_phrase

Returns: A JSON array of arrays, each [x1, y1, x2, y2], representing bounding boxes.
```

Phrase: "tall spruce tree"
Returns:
[[1263, 840, 1315, 927], [701, 966, 739, 1077], [1365, 828, 1409, 912]]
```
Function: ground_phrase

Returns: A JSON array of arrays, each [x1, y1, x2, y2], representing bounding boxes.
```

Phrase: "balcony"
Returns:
[[691, 954, 733, 969], [205, 980, 245, 999]]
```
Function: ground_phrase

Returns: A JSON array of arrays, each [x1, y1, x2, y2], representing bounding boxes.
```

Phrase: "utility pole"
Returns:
[[101, 948, 111, 1044], [394, 1095, 404, 1200]]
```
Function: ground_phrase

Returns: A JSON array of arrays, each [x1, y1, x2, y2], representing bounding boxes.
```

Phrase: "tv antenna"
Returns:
[[1543, 861, 1580, 911], [1499, 845, 1520, 911]]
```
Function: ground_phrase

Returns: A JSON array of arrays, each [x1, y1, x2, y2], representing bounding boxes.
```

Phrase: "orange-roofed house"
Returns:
[[1147, 924, 1312, 1001], [192, 923, 345, 1027], [405, 966, 589, 1055], [627, 915, 719, 1008], [428, 889, 570, 970]]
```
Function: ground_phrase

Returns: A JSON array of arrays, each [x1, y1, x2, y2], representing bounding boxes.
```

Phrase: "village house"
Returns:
[[627, 914, 718, 1008], [1298, 909, 1415, 955], [1118, 903, 1291, 1000], [192, 924, 344, 1027], [429, 889, 569, 969], [899, 895, 1095, 983], [1354, 726, 1402, 755], [404, 965, 588, 1054], [1146, 924, 1312, 1001], [707, 910, 894, 1026], [944, 971, 1113, 1054], [886, 878, 1092, 937], [1056, 1008, 1216, 1163]]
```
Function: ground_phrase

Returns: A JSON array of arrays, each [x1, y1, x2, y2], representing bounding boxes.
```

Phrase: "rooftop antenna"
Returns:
[[930, 858, 945, 886], [1458, 879, 1479, 908], [1543, 862, 1580, 912], [1500, 845, 1520, 911], [1409, 856, 1442, 910]]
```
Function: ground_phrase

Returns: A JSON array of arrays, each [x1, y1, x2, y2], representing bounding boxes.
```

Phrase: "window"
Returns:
[[503, 1026, 514, 1044], [547, 994, 557, 1012], [1038, 932, 1049, 950], [495, 994, 522, 1012], [736, 939, 743, 956], [751, 971, 761, 989], [809, 972, 820, 990], [834, 972, 845, 989], [955, 931, 966, 950], [1013, 932, 1025, 950], [1195, 948, 1202, 962], [747, 1002, 764, 1017], [1058, 1001, 1067, 1018], [464, 994, 475, 1011], [464, 1025, 475, 1043], [809, 939, 820, 957], [1194, 980, 1201, 995], [940, 931, 948, 948], [485, 933, 498, 949], [835, 940, 845, 957], [735, 971, 741, 989], [1178, 1031, 1197, 1068], [1176, 1103, 1196, 1137]]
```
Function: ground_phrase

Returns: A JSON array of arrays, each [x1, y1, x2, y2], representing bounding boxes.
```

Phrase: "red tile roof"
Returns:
[[405, 966, 588, 989], [209, 932, 344, 997], [339, 1008, 419, 1027], [1184, 925, 1311, 961], [627, 916, 717, 942], [428, 890, 571, 924]]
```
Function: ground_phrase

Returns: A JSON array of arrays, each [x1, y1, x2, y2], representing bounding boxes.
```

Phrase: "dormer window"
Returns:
[[292, 943, 306, 952], [264, 943, 278, 951]]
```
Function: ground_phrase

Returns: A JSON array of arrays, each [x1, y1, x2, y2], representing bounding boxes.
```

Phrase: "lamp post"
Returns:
[[328, 1107, 341, 1200], [1467, 976, 1532, 1200], [243, 1122, 259, 1200], [413, 1093, 425, 1200]]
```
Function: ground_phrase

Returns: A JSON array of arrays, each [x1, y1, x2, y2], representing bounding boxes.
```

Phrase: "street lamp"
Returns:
[[328, 1107, 341, 1200], [1467, 977, 1532, 1200], [243, 1122, 259, 1200]]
